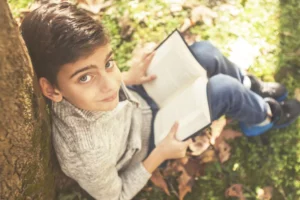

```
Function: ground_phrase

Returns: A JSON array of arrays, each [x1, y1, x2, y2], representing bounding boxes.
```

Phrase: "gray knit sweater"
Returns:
[[51, 83, 153, 200]]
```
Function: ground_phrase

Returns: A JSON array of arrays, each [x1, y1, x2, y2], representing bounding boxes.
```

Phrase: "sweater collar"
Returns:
[[51, 81, 139, 122]]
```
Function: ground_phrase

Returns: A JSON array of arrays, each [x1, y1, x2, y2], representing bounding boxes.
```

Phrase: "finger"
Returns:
[[168, 121, 179, 138], [142, 50, 154, 59], [148, 51, 156, 58], [146, 50, 155, 57], [186, 151, 193, 157], [145, 44, 156, 54], [144, 52, 155, 66], [145, 49, 155, 56], [141, 52, 155, 73], [184, 138, 193, 146], [142, 52, 150, 60], [140, 75, 157, 83]]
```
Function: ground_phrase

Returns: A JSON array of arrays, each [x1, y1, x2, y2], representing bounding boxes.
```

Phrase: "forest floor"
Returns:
[[8, 0, 300, 199]]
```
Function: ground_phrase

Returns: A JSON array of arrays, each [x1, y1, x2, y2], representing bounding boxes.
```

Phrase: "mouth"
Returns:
[[101, 92, 118, 102]]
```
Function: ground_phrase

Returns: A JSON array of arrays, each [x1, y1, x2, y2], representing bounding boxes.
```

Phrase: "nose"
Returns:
[[99, 73, 115, 93]]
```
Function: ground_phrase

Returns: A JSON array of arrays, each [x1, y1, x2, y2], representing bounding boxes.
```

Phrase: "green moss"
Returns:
[[8, 0, 34, 17], [20, 81, 54, 199], [22, 118, 55, 199]]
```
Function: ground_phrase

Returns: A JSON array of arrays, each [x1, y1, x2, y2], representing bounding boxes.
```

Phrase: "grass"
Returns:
[[8, 0, 300, 199], [8, 0, 34, 17], [104, 0, 300, 199]]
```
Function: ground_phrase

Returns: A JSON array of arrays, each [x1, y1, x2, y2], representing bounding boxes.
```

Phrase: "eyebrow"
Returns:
[[69, 50, 114, 79], [105, 51, 113, 62]]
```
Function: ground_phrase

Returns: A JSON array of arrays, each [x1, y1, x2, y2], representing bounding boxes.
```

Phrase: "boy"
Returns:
[[20, 2, 300, 200]]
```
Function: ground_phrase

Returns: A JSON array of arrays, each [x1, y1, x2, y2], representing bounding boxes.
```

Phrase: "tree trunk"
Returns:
[[0, 1, 55, 199]]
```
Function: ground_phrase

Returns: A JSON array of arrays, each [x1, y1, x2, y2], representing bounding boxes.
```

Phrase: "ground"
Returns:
[[8, 0, 300, 199]]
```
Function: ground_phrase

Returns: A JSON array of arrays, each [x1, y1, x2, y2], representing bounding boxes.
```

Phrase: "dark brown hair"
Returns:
[[21, 2, 109, 86]]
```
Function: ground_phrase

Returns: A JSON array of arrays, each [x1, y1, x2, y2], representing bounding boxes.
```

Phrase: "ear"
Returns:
[[39, 77, 63, 102]]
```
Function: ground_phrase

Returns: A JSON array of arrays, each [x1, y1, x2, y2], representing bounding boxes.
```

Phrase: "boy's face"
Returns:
[[55, 44, 122, 111]]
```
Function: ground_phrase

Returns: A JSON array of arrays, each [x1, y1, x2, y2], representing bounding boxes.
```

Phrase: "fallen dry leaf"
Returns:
[[189, 134, 210, 156], [189, 118, 240, 162], [118, 11, 135, 40], [183, 157, 201, 177], [182, 32, 202, 45], [257, 186, 273, 200], [215, 129, 243, 147], [178, 169, 193, 200], [216, 140, 231, 163], [198, 149, 217, 164], [182, 0, 201, 9], [218, 3, 241, 16], [163, 160, 178, 177], [225, 184, 245, 200], [180, 18, 193, 33], [191, 5, 218, 26], [150, 169, 170, 195], [142, 186, 153, 192], [133, 11, 150, 23], [159, 118, 242, 199], [162, 159, 190, 199], [77, 0, 113, 14], [162, 157, 203, 200], [164, 0, 185, 13], [177, 158, 200, 200], [210, 117, 228, 145], [214, 129, 242, 163], [294, 88, 300, 101], [170, 3, 183, 13], [180, 5, 217, 32]]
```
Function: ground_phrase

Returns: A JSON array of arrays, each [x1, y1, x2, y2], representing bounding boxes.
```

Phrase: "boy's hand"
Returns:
[[142, 121, 193, 174], [156, 122, 193, 160], [122, 52, 156, 85]]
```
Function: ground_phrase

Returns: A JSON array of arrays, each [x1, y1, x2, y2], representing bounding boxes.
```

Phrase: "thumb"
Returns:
[[168, 121, 179, 138], [184, 138, 193, 146], [140, 74, 156, 84]]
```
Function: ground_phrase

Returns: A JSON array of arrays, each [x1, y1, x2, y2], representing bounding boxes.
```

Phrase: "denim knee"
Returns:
[[190, 41, 222, 61], [190, 41, 244, 81], [207, 74, 267, 124], [190, 41, 224, 77], [208, 74, 237, 120]]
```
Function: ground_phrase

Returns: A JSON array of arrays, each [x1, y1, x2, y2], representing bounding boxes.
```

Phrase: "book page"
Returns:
[[143, 31, 207, 108], [154, 77, 211, 145]]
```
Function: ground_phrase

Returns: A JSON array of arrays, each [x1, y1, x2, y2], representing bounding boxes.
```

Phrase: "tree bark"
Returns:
[[0, 1, 55, 199]]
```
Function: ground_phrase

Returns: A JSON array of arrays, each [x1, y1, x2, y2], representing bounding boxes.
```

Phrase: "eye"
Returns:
[[105, 59, 115, 69], [79, 74, 92, 83]]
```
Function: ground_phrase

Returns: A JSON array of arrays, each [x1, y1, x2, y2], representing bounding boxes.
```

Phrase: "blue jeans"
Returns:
[[189, 41, 268, 125], [127, 41, 268, 153]]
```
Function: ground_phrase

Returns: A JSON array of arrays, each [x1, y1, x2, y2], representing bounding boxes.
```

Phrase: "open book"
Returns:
[[143, 30, 212, 145]]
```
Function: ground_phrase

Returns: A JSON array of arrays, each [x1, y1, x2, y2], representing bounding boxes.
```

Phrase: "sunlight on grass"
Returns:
[[7, 0, 300, 199], [8, 0, 34, 17], [192, 0, 281, 77]]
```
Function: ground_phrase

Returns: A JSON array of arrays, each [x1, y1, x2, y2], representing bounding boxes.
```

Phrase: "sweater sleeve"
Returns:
[[60, 148, 152, 200]]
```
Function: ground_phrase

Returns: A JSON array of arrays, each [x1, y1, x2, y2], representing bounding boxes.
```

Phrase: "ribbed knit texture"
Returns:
[[51, 82, 153, 200]]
